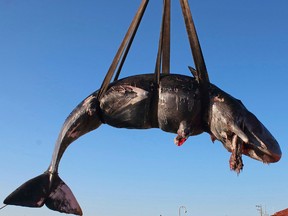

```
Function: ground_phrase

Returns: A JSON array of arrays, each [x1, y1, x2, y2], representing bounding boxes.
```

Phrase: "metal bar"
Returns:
[[97, 0, 149, 100]]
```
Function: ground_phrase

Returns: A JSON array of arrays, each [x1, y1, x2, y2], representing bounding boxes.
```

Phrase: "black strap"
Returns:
[[180, 0, 209, 84], [162, 0, 171, 75], [97, 0, 149, 101], [98, 0, 211, 130], [154, 0, 171, 85], [180, 0, 210, 128]]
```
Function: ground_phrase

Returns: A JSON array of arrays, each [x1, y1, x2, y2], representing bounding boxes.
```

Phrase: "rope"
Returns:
[[0, 204, 7, 210]]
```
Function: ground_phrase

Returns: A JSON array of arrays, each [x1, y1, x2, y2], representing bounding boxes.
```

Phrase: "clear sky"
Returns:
[[0, 0, 287, 216]]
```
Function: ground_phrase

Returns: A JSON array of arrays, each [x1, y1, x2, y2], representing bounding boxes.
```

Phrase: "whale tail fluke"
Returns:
[[4, 173, 82, 215], [46, 173, 83, 215], [4, 173, 50, 207]]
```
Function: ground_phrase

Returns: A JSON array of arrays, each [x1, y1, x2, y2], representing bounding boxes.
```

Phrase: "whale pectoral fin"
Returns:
[[45, 174, 83, 216], [4, 173, 50, 207]]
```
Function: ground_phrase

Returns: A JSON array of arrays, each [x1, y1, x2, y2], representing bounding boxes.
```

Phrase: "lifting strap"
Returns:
[[179, 0, 209, 85], [97, 0, 211, 126], [97, 0, 149, 101], [154, 0, 171, 85], [180, 0, 210, 127]]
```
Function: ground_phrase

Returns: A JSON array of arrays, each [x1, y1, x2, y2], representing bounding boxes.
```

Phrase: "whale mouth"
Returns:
[[209, 86, 281, 173]]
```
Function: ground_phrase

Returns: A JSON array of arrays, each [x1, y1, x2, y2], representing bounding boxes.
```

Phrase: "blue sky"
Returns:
[[0, 0, 287, 216]]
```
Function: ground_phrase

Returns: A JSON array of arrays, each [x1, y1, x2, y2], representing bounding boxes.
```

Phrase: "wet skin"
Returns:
[[4, 73, 281, 215]]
